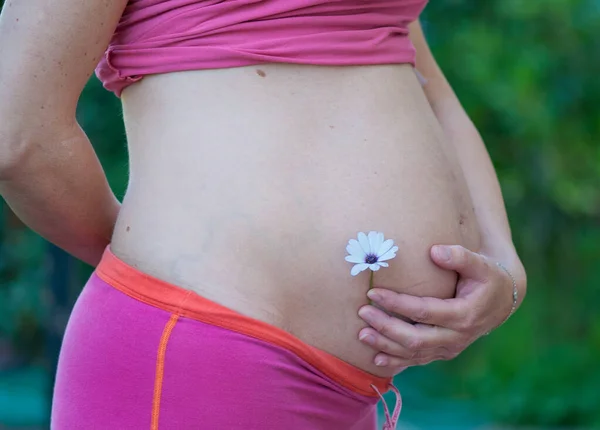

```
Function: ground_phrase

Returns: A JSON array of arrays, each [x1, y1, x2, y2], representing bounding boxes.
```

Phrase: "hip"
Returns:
[[52, 258, 384, 429]]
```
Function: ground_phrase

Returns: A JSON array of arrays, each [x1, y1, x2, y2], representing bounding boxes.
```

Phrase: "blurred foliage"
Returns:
[[416, 0, 600, 427], [1, 0, 599, 427]]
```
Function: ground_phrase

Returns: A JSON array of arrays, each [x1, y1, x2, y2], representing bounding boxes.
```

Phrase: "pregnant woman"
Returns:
[[0, 1, 526, 429]]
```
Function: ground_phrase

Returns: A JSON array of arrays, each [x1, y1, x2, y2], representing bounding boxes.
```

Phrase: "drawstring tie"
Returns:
[[371, 383, 402, 430]]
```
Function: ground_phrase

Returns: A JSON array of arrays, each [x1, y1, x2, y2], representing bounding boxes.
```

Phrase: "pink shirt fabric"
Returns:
[[96, 0, 429, 96]]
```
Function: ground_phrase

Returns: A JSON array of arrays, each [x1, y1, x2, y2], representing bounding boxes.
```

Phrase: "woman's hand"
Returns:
[[357, 244, 526, 371]]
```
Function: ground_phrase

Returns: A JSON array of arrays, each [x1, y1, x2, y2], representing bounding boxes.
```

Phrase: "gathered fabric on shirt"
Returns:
[[96, 0, 428, 96]]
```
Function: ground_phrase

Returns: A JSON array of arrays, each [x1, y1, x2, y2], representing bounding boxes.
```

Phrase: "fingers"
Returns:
[[358, 305, 461, 350], [358, 326, 460, 366], [366, 288, 464, 329], [359, 327, 420, 358], [430, 245, 491, 282], [372, 351, 454, 368], [356, 244, 498, 369]]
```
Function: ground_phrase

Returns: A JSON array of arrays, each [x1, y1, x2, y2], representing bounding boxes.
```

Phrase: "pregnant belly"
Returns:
[[112, 64, 481, 376]]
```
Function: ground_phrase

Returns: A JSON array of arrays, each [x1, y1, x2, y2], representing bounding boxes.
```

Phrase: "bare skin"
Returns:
[[110, 63, 480, 376], [355, 22, 526, 370], [0, 1, 524, 379]]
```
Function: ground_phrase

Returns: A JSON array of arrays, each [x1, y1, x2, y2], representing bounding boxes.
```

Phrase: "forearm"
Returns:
[[409, 22, 520, 262], [433, 101, 526, 304], [432, 100, 513, 252], [0, 123, 120, 266]]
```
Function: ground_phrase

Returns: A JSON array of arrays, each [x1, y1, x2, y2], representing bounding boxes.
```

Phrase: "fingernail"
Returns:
[[435, 246, 451, 261], [359, 333, 375, 345], [358, 306, 371, 319], [367, 290, 381, 302], [375, 357, 388, 366]]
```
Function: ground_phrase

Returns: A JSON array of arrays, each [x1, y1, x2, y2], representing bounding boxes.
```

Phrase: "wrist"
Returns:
[[496, 261, 518, 317], [480, 241, 527, 309], [479, 234, 516, 259]]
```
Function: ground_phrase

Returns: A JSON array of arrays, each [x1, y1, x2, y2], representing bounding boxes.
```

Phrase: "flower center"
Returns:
[[365, 254, 378, 264]]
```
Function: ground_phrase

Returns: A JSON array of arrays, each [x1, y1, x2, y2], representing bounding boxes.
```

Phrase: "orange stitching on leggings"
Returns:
[[151, 314, 179, 430]]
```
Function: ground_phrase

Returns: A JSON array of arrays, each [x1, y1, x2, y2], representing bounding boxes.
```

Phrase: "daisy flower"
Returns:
[[345, 231, 398, 281]]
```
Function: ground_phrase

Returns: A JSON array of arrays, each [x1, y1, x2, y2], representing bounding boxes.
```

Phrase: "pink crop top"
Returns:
[[95, 0, 428, 97]]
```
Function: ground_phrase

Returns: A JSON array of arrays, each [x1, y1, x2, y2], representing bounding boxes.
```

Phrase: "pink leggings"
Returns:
[[51, 248, 400, 429]]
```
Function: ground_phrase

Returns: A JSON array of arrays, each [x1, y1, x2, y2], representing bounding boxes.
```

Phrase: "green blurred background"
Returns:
[[1, 0, 599, 429]]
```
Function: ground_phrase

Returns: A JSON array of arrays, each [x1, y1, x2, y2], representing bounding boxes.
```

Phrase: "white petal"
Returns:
[[369, 264, 381, 271], [378, 245, 399, 261], [368, 231, 379, 255], [368, 231, 385, 255], [346, 239, 365, 259], [351, 263, 369, 276], [377, 239, 395, 257], [377, 232, 385, 252], [377, 262, 389, 268], [357, 232, 371, 254], [345, 255, 365, 263]]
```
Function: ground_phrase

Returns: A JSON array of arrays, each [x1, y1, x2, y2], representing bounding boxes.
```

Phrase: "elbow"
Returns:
[[0, 103, 80, 179], [0, 119, 75, 181], [0, 136, 32, 181]]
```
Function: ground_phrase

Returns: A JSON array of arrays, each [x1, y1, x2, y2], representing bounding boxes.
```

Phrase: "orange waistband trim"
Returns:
[[96, 247, 391, 397]]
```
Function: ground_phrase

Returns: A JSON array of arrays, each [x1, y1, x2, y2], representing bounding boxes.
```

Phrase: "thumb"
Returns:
[[430, 245, 490, 282]]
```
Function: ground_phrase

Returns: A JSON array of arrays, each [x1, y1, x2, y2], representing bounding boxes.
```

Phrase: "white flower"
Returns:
[[345, 231, 398, 276]]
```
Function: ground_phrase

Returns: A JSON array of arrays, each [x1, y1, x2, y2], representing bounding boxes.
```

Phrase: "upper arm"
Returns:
[[409, 20, 458, 111], [0, 0, 128, 136]]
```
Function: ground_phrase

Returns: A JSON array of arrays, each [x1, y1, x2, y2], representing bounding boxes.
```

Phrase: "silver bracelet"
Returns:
[[485, 262, 518, 335]]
